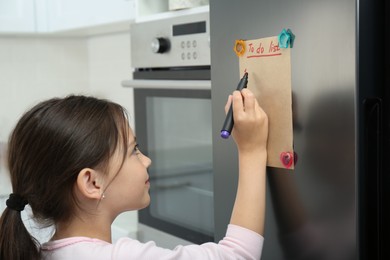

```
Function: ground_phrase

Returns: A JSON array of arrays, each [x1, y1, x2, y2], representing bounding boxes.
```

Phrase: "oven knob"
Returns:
[[151, 37, 170, 53]]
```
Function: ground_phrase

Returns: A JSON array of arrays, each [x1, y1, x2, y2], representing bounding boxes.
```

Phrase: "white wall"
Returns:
[[0, 36, 89, 143], [87, 32, 135, 128], [0, 32, 137, 241]]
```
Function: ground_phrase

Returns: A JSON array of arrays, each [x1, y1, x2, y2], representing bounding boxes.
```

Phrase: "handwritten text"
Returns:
[[247, 40, 281, 58]]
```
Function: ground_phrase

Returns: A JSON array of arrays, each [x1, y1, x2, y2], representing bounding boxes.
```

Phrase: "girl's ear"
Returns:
[[76, 168, 104, 200]]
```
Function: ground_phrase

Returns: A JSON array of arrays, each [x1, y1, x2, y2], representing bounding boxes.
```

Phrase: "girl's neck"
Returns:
[[52, 214, 113, 243]]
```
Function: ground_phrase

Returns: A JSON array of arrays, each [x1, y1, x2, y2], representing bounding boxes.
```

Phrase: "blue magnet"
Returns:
[[278, 29, 295, 48]]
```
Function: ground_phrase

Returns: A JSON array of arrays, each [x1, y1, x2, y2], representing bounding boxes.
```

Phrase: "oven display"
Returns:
[[172, 21, 206, 36]]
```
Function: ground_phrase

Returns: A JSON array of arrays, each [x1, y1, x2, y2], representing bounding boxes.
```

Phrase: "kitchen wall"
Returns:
[[0, 31, 137, 241], [0, 36, 89, 143], [87, 32, 135, 127]]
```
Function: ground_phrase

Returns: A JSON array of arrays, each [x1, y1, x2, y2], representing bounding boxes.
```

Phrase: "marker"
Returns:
[[220, 72, 249, 139]]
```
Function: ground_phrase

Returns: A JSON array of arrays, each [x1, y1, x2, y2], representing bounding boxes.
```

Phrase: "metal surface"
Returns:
[[132, 66, 211, 80], [210, 0, 356, 259], [122, 79, 211, 90], [131, 11, 210, 68]]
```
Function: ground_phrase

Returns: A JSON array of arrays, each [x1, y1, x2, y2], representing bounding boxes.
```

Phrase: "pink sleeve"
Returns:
[[113, 224, 264, 260]]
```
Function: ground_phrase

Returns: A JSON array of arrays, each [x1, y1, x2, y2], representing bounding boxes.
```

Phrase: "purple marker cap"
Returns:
[[220, 130, 230, 139]]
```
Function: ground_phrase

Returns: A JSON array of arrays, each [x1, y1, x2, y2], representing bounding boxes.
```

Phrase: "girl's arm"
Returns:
[[227, 89, 268, 235]]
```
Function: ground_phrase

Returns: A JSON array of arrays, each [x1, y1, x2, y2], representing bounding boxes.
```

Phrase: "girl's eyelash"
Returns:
[[134, 144, 140, 153]]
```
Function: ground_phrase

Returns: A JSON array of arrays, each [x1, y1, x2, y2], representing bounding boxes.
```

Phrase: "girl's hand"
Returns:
[[225, 89, 268, 154]]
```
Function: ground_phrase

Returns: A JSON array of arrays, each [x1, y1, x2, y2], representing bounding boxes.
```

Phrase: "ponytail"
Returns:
[[0, 205, 40, 260]]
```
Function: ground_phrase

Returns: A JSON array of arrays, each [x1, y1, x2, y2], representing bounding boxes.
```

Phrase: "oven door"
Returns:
[[133, 84, 214, 244]]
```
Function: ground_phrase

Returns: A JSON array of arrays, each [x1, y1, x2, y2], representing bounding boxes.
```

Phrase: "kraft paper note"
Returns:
[[237, 36, 294, 169]]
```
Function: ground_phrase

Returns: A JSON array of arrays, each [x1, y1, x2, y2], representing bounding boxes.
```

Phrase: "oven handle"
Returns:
[[121, 79, 211, 90]]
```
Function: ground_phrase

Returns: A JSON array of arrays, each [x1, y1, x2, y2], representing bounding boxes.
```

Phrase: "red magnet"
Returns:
[[280, 151, 295, 169]]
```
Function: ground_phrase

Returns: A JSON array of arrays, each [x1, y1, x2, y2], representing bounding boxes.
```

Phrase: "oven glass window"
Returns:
[[145, 96, 214, 236]]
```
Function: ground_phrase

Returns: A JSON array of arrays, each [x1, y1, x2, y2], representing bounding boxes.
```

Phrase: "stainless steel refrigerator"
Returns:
[[210, 0, 389, 259]]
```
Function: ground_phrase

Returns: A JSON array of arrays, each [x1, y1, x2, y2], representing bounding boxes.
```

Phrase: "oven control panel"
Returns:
[[131, 11, 210, 68], [180, 39, 200, 61]]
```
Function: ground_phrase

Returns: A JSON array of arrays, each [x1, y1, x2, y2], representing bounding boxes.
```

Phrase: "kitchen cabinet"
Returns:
[[0, 0, 35, 33], [45, 0, 135, 32], [135, 0, 208, 22], [0, 0, 135, 35], [136, 0, 168, 20]]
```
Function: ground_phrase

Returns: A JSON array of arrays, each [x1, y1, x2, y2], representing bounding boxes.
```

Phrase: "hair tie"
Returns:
[[6, 193, 28, 212]]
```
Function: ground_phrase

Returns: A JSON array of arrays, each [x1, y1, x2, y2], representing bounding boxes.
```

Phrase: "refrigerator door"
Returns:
[[211, 0, 356, 259]]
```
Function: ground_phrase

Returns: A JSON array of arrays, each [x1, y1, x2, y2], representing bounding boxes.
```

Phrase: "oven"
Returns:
[[122, 10, 213, 245]]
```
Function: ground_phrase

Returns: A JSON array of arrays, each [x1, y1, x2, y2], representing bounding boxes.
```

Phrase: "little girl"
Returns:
[[0, 88, 268, 260]]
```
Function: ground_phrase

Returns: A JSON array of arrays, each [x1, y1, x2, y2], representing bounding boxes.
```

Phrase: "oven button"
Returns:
[[193, 52, 197, 59], [192, 40, 197, 48], [181, 53, 185, 60], [187, 41, 191, 48], [181, 41, 185, 49], [151, 37, 170, 54], [187, 52, 191, 60]]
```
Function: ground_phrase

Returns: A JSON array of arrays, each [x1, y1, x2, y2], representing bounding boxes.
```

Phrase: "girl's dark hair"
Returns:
[[0, 95, 129, 260]]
